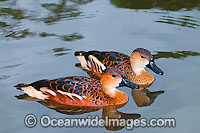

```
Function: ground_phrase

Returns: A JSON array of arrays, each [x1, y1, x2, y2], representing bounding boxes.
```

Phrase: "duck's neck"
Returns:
[[130, 56, 145, 76], [132, 67, 145, 76], [102, 85, 117, 98], [130, 57, 154, 87], [101, 84, 128, 105], [130, 63, 146, 77]]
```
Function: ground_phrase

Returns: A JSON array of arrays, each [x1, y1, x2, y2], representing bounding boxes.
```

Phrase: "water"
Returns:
[[0, 0, 200, 132]]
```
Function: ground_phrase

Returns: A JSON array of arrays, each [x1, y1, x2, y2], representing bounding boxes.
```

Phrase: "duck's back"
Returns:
[[15, 76, 114, 106], [75, 51, 133, 77], [85, 51, 131, 66]]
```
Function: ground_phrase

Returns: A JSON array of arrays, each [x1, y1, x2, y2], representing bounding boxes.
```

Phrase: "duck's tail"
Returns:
[[74, 51, 91, 71], [74, 51, 86, 56], [14, 81, 49, 100], [74, 51, 106, 78], [14, 83, 29, 90]]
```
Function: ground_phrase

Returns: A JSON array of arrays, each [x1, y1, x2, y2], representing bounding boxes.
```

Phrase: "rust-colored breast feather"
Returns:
[[129, 71, 155, 88]]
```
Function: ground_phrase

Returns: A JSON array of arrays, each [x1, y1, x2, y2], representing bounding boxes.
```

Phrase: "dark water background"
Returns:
[[0, 0, 200, 132]]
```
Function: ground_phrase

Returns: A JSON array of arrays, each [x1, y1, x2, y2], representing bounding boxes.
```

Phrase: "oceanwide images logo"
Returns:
[[24, 114, 176, 129]]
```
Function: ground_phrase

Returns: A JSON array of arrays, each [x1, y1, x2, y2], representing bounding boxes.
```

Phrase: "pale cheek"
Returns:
[[144, 60, 149, 67], [108, 78, 122, 88], [135, 61, 145, 68], [116, 78, 122, 86]]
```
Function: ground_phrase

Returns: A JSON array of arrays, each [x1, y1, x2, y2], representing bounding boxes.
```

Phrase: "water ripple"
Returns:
[[156, 15, 200, 29]]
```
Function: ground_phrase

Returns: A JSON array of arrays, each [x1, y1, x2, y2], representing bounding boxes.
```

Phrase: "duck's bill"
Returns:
[[146, 60, 164, 75], [119, 76, 139, 89]]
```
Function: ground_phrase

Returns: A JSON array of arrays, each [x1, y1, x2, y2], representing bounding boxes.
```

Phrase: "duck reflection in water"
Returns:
[[16, 94, 140, 131], [132, 88, 164, 107]]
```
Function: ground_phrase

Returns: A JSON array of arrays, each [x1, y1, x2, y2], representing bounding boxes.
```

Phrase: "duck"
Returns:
[[15, 68, 138, 107], [74, 48, 163, 88]]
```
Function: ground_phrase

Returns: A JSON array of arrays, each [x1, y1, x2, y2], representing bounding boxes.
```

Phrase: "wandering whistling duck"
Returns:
[[75, 48, 163, 88], [15, 68, 138, 107]]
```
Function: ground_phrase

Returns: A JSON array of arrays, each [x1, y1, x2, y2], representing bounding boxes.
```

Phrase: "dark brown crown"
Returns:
[[133, 48, 153, 60], [102, 67, 124, 76]]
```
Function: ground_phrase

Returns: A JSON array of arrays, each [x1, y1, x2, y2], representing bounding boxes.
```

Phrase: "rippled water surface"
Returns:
[[0, 0, 200, 132]]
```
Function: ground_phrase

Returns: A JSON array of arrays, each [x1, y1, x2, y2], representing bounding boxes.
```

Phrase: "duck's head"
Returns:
[[130, 48, 163, 76], [100, 68, 138, 97]]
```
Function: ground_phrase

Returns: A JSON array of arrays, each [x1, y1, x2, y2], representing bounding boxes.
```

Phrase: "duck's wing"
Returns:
[[15, 77, 103, 105], [75, 51, 131, 77], [116, 52, 131, 66]]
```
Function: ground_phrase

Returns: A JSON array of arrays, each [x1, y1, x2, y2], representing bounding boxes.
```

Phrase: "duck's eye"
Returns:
[[141, 55, 145, 58], [112, 74, 117, 78]]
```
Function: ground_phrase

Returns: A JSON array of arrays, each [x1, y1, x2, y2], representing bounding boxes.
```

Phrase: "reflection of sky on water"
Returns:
[[111, 0, 200, 29], [0, 0, 94, 40], [0, 0, 199, 41]]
